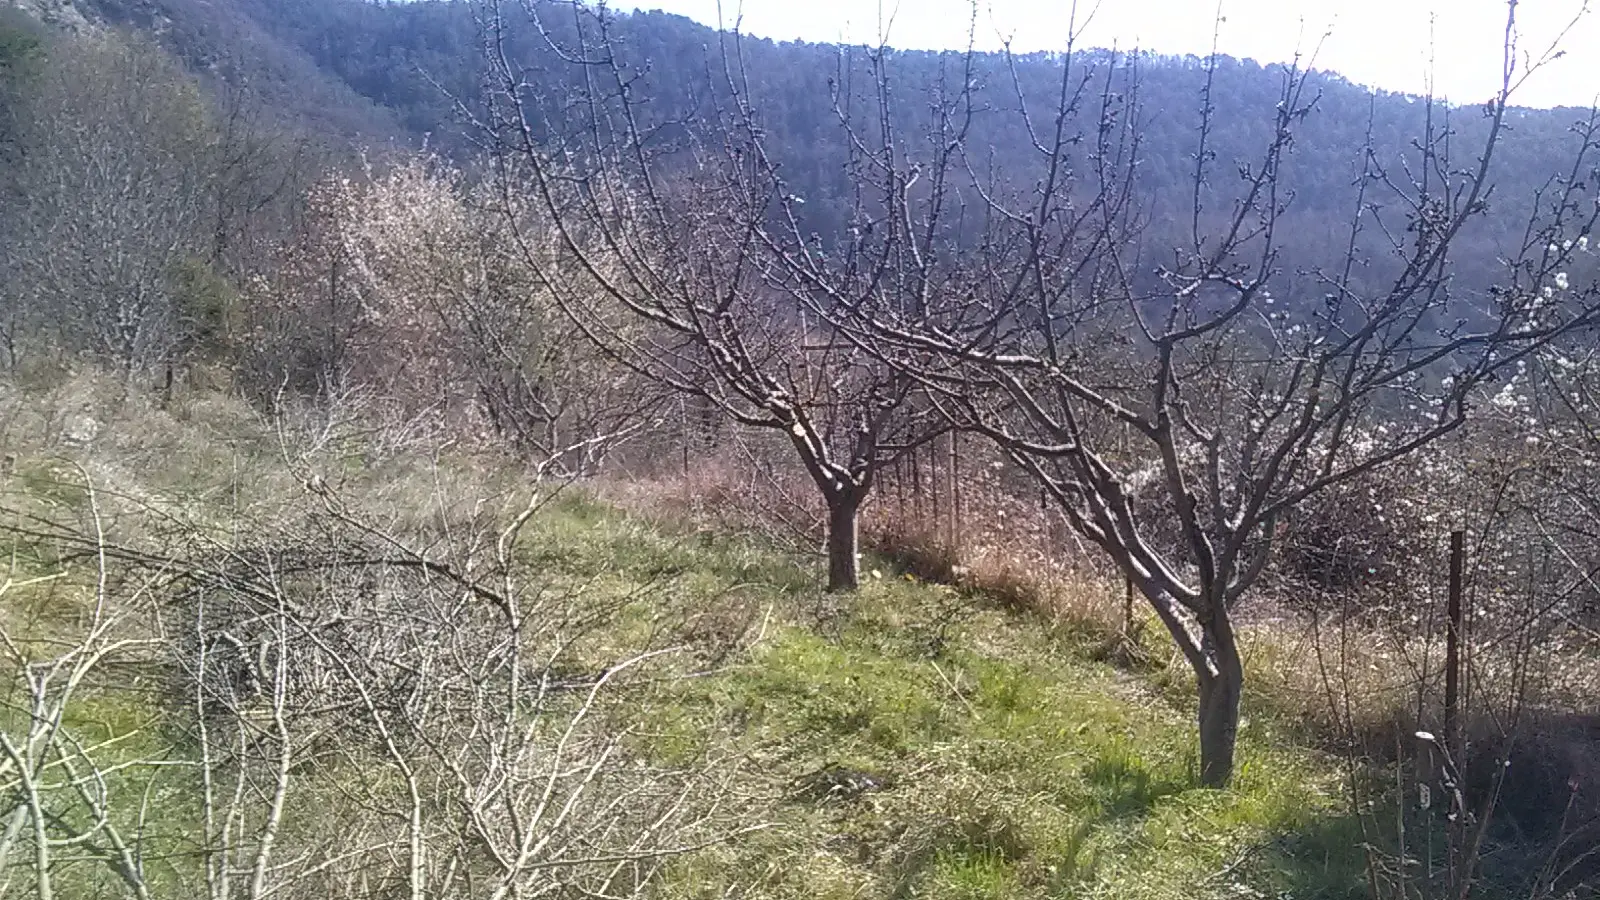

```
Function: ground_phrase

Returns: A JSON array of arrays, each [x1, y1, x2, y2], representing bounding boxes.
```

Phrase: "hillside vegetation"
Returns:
[[0, 1, 1598, 898], [1, 0, 1593, 300], [0, 374, 1364, 899]]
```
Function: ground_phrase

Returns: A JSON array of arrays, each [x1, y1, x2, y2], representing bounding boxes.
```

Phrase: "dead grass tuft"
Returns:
[[598, 441, 824, 555]]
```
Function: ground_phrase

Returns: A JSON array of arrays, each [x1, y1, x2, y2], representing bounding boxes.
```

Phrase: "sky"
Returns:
[[615, 0, 1600, 109]]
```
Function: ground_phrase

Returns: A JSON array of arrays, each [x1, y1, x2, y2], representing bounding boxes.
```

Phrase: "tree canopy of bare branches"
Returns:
[[473, 0, 949, 591], [468, 0, 1600, 788], [823, 4, 1600, 787]]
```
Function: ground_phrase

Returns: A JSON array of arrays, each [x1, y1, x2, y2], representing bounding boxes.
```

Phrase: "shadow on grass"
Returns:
[[883, 805, 1095, 900], [1082, 750, 1190, 820], [876, 747, 1193, 898], [1251, 811, 1373, 900], [1249, 803, 1600, 900]]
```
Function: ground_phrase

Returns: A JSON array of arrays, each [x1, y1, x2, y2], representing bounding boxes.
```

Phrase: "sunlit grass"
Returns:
[[631, 563, 1365, 900], [0, 385, 1387, 899]]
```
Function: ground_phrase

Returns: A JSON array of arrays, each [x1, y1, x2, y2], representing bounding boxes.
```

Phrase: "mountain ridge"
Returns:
[[4, 0, 1593, 305]]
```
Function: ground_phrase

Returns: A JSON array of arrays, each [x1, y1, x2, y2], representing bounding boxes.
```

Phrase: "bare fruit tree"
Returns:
[[465, 0, 1600, 784], [835, 5, 1600, 786], [472, 0, 947, 591]]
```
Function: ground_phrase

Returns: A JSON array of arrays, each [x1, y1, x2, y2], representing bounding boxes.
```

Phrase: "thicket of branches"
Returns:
[[0, 414, 760, 899]]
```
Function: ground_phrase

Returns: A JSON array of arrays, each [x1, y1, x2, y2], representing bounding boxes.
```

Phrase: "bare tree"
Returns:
[[819, 5, 1600, 786], [472, 0, 947, 590], [200, 74, 322, 282], [464, 0, 1599, 785], [7, 32, 216, 373]]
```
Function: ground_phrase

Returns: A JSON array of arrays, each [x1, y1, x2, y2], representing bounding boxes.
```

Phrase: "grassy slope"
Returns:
[[0, 378, 1373, 899], [528, 497, 1372, 900]]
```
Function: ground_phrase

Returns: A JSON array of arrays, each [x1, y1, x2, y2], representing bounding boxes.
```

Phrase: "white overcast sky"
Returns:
[[614, 0, 1600, 108]]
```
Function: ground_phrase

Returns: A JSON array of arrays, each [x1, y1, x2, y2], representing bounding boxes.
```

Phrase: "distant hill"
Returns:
[[3, 0, 408, 145], [5, 0, 1594, 303]]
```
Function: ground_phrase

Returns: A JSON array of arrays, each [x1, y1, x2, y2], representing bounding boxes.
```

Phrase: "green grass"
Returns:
[[505, 508, 1370, 900], [0, 407, 1377, 899]]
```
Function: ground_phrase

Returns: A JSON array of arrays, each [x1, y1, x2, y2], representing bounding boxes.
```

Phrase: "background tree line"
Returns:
[[3, 0, 1597, 311]]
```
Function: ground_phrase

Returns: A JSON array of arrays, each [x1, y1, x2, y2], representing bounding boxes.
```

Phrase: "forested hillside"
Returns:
[[4, 0, 1593, 301], [1, 1, 1599, 898]]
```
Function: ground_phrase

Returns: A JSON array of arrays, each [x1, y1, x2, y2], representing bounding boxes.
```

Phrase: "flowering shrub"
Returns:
[[239, 155, 653, 468]]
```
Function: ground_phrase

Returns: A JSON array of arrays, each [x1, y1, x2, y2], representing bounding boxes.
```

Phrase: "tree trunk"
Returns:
[[1196, 612, 1244, 788], [826, 492, 862, 592]]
